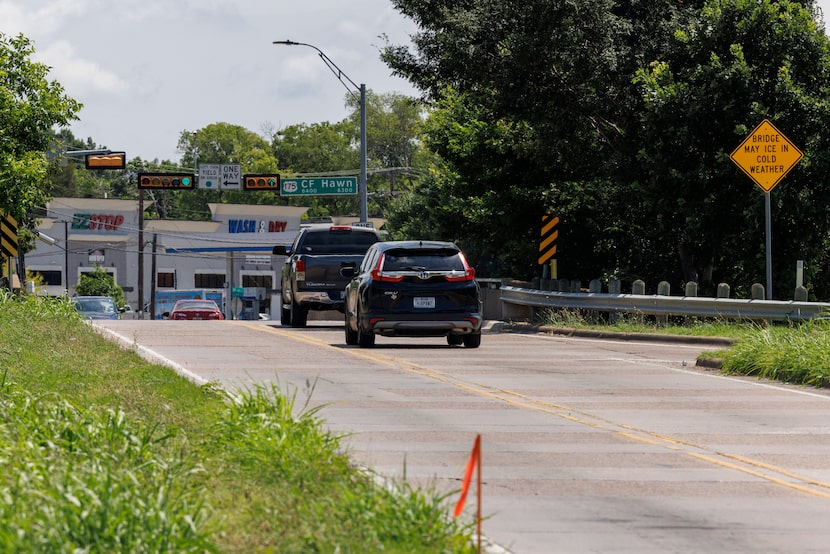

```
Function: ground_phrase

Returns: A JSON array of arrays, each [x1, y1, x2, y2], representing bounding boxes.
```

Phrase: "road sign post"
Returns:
[[730, 119, 803, 299]]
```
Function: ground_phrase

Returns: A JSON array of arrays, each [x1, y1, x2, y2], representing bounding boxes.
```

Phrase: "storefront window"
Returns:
[[156, 271, 175, 288], [195, 272, 225, 289], [31, 270, 62, 286]]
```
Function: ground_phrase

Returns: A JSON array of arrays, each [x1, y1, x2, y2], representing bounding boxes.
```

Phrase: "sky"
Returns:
[[0, 0, 420, 163], [3, 1, 830, 166]]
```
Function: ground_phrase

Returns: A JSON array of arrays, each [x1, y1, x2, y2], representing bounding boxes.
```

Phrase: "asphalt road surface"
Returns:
[[92, 319, 830, 553]]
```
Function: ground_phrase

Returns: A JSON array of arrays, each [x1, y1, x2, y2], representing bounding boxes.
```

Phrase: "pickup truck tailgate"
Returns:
[[298, 255, 364, 290]]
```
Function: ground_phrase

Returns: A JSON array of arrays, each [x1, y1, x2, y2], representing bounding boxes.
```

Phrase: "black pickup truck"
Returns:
[[277, 224, 382, 326]]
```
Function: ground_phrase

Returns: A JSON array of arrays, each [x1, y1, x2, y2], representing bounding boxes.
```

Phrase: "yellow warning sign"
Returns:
[[730, 119, 802, 193], [538, 215, 558, 266], [0, 212, 18, 258]]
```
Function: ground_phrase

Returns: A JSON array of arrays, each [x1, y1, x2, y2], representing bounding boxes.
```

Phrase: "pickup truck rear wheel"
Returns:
[[280, 305, 290, 325], [289, 300, 308, 327]]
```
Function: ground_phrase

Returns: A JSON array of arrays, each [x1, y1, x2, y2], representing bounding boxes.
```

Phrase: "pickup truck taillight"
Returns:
[[295, 258, 306, 281]]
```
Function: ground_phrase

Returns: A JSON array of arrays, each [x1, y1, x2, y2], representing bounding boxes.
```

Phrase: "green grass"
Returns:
[[0, 291, 475, 553], [538, 307, 759, 339], [718, 318, 830, 387], [540, 307, 830, 388]]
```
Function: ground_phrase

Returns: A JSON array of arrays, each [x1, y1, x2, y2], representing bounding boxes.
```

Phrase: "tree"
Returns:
[[170, 123, 281, 220], [632, 0, 830, 297], [273, 120, 357, 219], [74, 266, 126, 308], [273, 91, 428, 220], [382, 0, 830, 298], [0, 33, 81, 226]]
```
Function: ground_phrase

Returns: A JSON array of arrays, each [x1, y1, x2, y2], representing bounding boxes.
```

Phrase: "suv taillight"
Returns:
[[444, 252, 476, 282], [370, 253, 404, 283]]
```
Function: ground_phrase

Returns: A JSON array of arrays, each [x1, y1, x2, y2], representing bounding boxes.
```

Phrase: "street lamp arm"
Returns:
[[273, 40, 360, 100], [273, 39, 369, 223]]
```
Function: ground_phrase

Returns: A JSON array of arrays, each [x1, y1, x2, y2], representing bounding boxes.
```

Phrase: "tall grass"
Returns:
[[539, 307, 757, 339], [720, 318, 830, 387], [537, 305, 830, 389], [0, 388, 213, 552], [0, 292, 475, 552]]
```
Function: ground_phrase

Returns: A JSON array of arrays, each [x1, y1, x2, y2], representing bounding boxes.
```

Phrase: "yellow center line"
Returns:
[[237, 322, 830, 499]]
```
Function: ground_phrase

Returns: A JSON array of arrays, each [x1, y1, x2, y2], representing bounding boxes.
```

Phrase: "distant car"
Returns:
[[344, 241, 482, 348], [169, 299, 224, 320], [73, 296, 121, 320]]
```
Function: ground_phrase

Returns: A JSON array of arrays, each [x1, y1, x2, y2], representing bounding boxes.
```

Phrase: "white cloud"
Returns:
[[0, 1, 418, 161], [36, 40, 128, 95]]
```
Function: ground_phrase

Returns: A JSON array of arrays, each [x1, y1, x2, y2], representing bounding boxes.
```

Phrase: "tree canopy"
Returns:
[[0, 33, 81, 226], [382, 0, 830, 299]]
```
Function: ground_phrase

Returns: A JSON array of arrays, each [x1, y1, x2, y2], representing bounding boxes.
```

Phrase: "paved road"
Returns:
[[93, 320, 830, 553]]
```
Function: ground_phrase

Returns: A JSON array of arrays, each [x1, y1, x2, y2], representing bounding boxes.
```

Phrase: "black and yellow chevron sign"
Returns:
[[538, 215, 558, 265], [0, 212, 19, 258]]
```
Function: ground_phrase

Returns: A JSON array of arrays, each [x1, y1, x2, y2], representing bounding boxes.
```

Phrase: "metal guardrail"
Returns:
[[500, 286, 830, 321]]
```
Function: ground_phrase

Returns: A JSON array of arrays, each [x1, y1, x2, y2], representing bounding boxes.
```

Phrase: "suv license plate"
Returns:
[[413, 297, 435, 309]]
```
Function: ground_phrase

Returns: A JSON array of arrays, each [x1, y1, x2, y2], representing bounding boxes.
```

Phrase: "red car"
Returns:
[[169, 299, 224, 320]]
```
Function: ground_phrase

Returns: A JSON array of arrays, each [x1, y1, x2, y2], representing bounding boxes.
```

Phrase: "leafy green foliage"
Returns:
[[0, 391, 214, 553], [721, 318, 830, 386], [633, 0, 830, 297], [74, 265, 126, 308], [383, 0, 830, 299], [274, 91, 429, 220], [0, 32, 81, 228], [0, 292, 476, 553]]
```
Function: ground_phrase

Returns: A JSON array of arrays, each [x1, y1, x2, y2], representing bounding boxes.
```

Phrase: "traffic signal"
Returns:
[[86, 152, 126, 169], [138, 172, 196, 190], [243, 174, 280, 191]]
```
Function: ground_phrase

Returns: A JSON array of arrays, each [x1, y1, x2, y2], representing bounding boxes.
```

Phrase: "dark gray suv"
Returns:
[[344, 241, 482, 348]]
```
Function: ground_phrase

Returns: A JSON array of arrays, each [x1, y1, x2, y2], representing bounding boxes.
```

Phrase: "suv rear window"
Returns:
[[383, 249, 464, 271]]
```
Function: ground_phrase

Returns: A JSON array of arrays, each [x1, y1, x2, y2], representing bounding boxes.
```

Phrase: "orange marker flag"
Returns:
[[454, 434, 481, 517]]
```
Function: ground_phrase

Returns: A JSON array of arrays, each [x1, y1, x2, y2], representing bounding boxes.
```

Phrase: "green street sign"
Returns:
[[232, 287, 244, 298], [280, 177, 357, 196]]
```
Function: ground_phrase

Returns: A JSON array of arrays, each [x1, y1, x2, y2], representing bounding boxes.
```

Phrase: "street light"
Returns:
[[273, 40, 368, 224]]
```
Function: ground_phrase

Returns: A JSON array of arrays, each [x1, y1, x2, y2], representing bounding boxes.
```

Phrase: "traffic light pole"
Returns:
[[138, 189, 144, 319], [273, 40, 368, 223]]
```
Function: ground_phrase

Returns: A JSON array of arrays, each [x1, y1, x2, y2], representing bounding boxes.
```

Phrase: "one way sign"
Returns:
[[221, 164, 241, 190]]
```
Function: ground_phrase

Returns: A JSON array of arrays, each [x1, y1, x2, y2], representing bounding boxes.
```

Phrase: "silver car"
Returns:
[[73, 296, 121, 320]]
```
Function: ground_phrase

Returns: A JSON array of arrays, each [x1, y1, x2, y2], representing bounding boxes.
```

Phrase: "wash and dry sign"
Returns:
[[730, 119, 803, 193]]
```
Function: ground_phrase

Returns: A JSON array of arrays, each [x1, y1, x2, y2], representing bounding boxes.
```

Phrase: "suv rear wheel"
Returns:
[[357, 310, 375, 347], [462, 332, 481, 348], [345, 320, 358, 345]]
